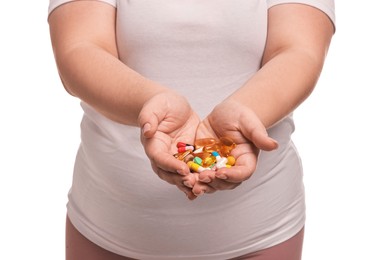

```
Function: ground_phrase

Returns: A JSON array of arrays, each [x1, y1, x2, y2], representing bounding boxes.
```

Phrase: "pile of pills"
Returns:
[[174, 137, 236, 173]]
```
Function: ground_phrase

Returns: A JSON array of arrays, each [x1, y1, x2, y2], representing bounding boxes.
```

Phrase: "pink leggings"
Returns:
[[66, 216, 304, 260]]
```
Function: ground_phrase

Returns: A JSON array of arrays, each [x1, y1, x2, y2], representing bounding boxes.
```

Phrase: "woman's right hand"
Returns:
[[138, 91, 203, 200]]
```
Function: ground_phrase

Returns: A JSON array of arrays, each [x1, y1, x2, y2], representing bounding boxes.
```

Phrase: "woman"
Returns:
[[48, 0, 335, 259]]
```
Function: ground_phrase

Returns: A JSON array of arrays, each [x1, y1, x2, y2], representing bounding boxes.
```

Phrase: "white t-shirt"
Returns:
[[48, 1, 335, 259]]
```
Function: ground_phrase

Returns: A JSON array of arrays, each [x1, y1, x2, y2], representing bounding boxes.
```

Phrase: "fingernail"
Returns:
[[200, 177, 211, 183], [183, 191, 192, 199], [216, 174, 227, 180], [142, 123, 151, 136], [194, 190, 204, 196], [177, 169, 186, 175], [183, 181, 193, 188]]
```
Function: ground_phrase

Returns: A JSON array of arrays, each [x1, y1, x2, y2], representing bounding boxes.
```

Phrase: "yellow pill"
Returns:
[[187, 161, 206, 173], [227, 156, 236, 166], [203, 156, 216, 167]]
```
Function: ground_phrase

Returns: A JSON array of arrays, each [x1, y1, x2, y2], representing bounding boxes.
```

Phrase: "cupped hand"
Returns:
[[138, 91, 202, 200], [191, 99, 279, 195]]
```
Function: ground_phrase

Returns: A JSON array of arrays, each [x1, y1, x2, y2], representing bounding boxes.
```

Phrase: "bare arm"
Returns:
[[227, 4, 335, 128], [49, 1, 204, 199], [192, 4, 334, 192], [48, 1, 168, 125]]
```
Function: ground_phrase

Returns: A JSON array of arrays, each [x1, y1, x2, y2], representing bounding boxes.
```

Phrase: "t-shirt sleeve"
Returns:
[[267, 0, 335, 28], [48, 0, 117, 16]]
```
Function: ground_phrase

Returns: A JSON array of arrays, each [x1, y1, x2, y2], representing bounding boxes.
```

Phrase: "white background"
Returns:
[[1, 1, 389, 259]]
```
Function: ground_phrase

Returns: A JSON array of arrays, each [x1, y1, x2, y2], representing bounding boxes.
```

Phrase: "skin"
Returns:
[[49, 2, 334, 200], [189, 4, 335, 195], [49, 1, 199, 199]]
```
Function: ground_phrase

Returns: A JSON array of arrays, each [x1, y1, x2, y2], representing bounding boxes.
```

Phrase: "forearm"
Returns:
[[228, 48, 324, 128], [56, 43, 168, 125], [226, 4, 334, 129], [49, 1, 169, 126]]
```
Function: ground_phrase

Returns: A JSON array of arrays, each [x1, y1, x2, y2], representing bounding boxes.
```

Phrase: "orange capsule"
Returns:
[[202, 156, 216, 167], [183, 153, 195, 163], [192, 152, 211, 160], [194, 138, 217, 150], [218, 137, 236, 156], [174, 150, 192, 161]]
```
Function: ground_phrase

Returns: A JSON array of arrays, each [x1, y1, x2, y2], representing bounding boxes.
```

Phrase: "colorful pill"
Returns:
[[211, 151, 221, 161], [176, 142, 193, 148], [174, 150, 191, 161], [175, 137, 236, 172], [187, 161, 206, 173], [216, 157, 228, 169], [227, 156, 236, 166], [194, 138, 217, 150], [183, 154, 195, 163], [193, 156, 203, 165], [178, 146, 194, 153], [202, 156, 215, 167], [218, 137, 236, 156]]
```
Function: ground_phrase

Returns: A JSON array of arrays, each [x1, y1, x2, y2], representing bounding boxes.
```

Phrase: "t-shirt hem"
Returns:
[[67, 204, 305, 260]]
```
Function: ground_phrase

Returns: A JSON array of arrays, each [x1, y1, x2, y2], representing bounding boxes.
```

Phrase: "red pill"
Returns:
[[176, 142, 192, 148], [178, 146, 194, 153]]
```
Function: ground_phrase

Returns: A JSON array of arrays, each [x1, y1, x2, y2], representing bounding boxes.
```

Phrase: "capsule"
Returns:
[[218, 137, 236, 156], [216, 157, 228, 169], [211, 151, 221, 161], [174, 150, 192, 161], [176, 142, 193, 148], [202, 156, 216, 167], [194, 138, 217, 151], [193, 156, 203, 166], [178, 146, 194, 153], [187, 161, 206, 173]]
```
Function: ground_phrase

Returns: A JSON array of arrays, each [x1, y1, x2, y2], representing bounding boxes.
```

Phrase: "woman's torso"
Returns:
[[63, 1, 305, 259]]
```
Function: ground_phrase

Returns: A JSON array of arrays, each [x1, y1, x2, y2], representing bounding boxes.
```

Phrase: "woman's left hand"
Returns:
[[190, 100, 279, 195]]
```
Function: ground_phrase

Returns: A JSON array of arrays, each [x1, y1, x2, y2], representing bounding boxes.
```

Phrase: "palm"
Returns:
[[143, 110, 200, 163], [139, 92, 200, 173], [197, 114, 260, 183], [193, 100, 277, 192], [138, 92, 202, 200]]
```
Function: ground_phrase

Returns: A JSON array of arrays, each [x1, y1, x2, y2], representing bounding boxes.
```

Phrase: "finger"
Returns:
[[239, 112, 278, 151], [154, 153, 190, 175], [206, 178, 241, 191], [191, 181, 217, 196], [138, 105, 161, 139], [215, 166, 253, 183], [198, 170, 216, 184], [153, 164, 198, 200]]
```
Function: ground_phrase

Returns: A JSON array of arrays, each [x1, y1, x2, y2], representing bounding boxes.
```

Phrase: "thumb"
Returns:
[[138, 106, 160, 138], [239, 111, 278, 151]]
